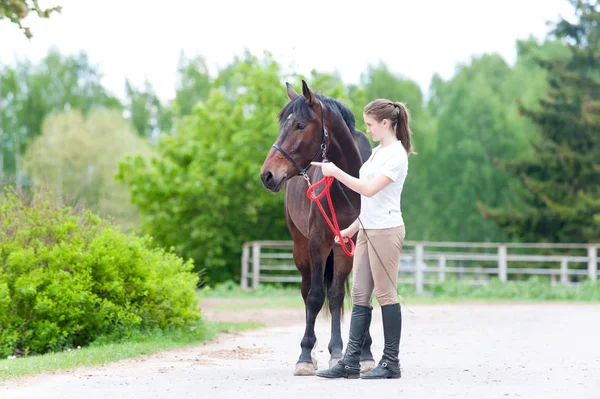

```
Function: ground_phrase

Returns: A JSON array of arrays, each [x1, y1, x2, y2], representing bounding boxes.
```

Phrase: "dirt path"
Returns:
[[2, 301, 599, 398]]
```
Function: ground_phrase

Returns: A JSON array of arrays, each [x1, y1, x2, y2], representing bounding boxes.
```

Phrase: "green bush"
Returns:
[[0, 188, 201, 358]]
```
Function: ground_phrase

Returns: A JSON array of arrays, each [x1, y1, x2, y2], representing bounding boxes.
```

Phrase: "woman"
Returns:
[[311, 99, 414, 379]]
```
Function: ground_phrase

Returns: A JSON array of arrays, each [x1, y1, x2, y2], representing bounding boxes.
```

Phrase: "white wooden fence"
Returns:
[[240, 240, 599, 294]]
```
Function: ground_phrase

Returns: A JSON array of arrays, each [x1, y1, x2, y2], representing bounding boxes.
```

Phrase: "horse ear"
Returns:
[[286, 82, 299, 100], [301, 80, 314, 104]]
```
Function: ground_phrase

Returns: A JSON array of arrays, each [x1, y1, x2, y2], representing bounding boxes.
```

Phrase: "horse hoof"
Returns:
[[360, 360, 376, 373], [329, 358, 341, 368], [294, 362, 316, 376]]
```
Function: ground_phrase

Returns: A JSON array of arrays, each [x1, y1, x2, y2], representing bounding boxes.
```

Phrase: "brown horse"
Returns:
[[260, 80, 375, 376]]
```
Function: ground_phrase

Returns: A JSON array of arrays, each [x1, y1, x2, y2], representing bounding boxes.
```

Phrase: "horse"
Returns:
[[259, 80, 375, 376]]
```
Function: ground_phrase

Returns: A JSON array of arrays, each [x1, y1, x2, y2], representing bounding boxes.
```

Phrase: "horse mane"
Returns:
[[277, 92, 357, 134]]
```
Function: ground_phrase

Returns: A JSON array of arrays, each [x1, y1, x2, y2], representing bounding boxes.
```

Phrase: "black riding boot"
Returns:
[[316, 305, 372, 379], [361, 303, 402, 379]]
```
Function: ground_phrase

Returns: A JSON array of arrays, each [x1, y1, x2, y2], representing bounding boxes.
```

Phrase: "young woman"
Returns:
[[312, 99, 414, 379]]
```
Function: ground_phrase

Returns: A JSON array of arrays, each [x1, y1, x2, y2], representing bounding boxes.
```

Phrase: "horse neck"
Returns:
[[324, 116, 362, 178]]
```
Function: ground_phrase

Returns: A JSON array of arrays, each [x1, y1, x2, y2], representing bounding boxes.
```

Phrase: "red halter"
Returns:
[[306, 176, 355, 256]]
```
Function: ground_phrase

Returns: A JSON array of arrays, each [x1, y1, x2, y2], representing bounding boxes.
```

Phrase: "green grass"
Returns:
[[200, 277, 600, 310], [205, 297, 303, 311], [200, 280, 300, 299], [399, 277, 600, 302], [198, 280, 304, 310], [0, 320, 262, 382]]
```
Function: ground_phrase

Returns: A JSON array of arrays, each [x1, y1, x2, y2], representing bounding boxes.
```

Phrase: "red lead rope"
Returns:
[[306, 176, 355, 256]]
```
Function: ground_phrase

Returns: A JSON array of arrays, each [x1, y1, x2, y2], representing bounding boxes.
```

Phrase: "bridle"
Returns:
[[271, 101, 328, 186]]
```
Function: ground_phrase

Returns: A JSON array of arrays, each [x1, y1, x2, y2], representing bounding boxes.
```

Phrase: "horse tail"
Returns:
[[344, 276, 350, 317], [323, 249, 334, 317]]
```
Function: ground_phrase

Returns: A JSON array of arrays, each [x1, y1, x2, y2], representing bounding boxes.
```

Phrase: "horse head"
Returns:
[[260, 80, 327, 192]]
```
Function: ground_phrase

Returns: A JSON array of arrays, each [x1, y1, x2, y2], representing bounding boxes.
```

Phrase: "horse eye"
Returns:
[[296, 123, 305, 130]]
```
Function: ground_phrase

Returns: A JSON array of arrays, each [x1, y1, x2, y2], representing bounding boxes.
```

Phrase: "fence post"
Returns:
[[415, 244, 424, 295], [588, 246, 597, 281], [241, 243, 250, 288], [498, 245, 507, 282], [252, 242, 261, 289], [560, 258, 568, 285], [438, 255, 446, 283]]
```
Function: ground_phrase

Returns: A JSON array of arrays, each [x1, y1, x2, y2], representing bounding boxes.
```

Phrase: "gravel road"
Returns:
[[2, 302, 599, 399]]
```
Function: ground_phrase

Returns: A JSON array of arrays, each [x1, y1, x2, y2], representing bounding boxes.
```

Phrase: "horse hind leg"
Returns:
[[325, 247, 347, 367], [357, 265, 375, 372], [329, 246, 376, 372], [360, 330, 376, 372]]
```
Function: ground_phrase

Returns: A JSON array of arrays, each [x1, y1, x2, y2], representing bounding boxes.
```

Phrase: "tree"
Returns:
[[124, 79, 173, 140], [0, 49, 122, 182], [22, 109, 152, 231], [478, 0, 600, 243], [172, 51, 212, 117], [117, 51, 291, 283], [0, 0, 61, 38], [424, 49, 559, 242], [361, 62, 425, 121], [428, 62, 521, 241]]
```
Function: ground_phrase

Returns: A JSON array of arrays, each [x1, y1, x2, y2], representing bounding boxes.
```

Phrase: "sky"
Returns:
[[0, 0, 576, 103]]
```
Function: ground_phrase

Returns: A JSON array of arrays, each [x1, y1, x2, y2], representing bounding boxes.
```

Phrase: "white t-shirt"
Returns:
[[358, 140, 408, 229]]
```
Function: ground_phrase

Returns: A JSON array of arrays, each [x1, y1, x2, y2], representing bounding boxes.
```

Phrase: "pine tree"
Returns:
[[478, 0, 600, 243]]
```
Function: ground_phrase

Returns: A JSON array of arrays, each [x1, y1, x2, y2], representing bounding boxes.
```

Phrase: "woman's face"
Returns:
[[363, 113, 392, 142]]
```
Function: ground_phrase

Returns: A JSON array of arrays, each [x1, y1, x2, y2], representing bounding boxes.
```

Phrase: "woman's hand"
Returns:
[[311, 161, 340, 178], [334, 228, 351, 245]]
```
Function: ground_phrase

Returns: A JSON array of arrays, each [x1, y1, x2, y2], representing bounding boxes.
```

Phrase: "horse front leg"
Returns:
[[325, 247, 347, 367], [294, 240, 328, 376], [294, 263, 319, 376]]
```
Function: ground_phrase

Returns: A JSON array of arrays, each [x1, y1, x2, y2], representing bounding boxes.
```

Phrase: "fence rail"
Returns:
[[240, 240, 599, 293]]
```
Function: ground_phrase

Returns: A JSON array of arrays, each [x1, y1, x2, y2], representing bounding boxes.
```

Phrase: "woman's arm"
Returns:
[[311, 161, 393, 198], [344, 218, 360, 237]]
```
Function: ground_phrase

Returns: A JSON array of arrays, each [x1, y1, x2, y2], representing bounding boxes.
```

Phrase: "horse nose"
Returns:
[[261, 170, 274, 188]]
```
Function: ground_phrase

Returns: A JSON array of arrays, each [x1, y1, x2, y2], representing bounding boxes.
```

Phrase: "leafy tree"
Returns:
[[124, 52, 215, 141], [424, 52, 554, 242], [172, 51, 212, 117], [0, 0, 61, 38], [117, 52, 291, 283], [478, 0, 600, 243], [429, 65, 517, 240], [361, 62, 425, 121], [0, 49, 122, 182], [508, 37, 571, 112], [124, 79, 172, 140], [22, 109, 152, 231]]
